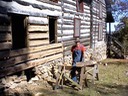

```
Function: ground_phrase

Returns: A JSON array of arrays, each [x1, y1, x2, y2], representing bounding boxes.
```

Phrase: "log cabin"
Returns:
[[0, 0, 114, 81]]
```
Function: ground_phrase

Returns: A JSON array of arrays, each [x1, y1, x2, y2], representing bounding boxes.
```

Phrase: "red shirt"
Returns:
[[71, 44, 86, 53]]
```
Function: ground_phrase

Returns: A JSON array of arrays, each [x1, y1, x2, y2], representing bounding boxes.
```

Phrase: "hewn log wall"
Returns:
[[0, 14, 12, 51], [28, 17, 49, 47], [0, 43, 63, 78], [92, 0, 107, 44], [0, 0, 108, 78], [57, 0, 91, 56], [0, 0, 63, 78]]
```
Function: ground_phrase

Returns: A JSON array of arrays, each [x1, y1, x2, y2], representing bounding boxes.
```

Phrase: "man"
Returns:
[[71, 39, 86, 82]]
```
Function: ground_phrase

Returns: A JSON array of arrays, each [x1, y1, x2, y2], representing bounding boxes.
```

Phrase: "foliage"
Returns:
[[110, 0, 128, 55], [110, 0, 128, 21], [112, 17, 128, 54]]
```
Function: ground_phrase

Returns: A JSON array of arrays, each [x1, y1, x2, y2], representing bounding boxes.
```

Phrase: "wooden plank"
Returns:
[[0, 42, 12, 50], [0, 53, 63, 78], [28, 25, 48, 32], [29, 40, 49, 46], [0, 43, 62, 58], [64, 74, 82, 90], [0, 48, 63, 68], [29, 33, 49, 39], [0, 26, 11, 32], [28, 17, 48, 25], [0, 33, 11, 41]]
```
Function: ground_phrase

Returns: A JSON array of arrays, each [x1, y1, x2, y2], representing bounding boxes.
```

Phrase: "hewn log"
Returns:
[[0, 48, 63, 68], [0, 26, 11, 32], [0, 43, 62, 59], [0, 33, 11, 41], [28, 25, 48, 32], [0, 42, 12, 50], [29, 33, 49, 39], [28, 17, 48, 25], [29, 40, 49, 46], [0, 53, 63, 78], [0, 14, 10, 25], [63, 0, 76, 6]]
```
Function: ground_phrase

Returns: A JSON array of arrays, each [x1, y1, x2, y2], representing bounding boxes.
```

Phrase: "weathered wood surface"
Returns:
[[28, 25, 48, 32], [0, 33, 11, 41], [0, 43, 63, 78], [0, 53, 63, 78], [0, 43, 62, 58], [28, 17, 48, 25], [0, 26, 11, 32], [29, 40, 49, 46], [56, 61, 98, 90], [0, 48, 62, 68], [29, 33, 49, 39], [0, 42, 12, 50]]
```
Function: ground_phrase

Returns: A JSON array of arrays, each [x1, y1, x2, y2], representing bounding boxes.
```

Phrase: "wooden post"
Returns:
[[108, 22, 111, 57]]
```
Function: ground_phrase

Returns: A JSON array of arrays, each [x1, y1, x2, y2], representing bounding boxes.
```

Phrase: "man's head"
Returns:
[[75, 39, 80, 47]]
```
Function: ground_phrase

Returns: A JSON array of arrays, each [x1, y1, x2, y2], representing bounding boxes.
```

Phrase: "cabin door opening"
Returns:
[[11, 14, 27, 49], [49, 16, 57, 44]]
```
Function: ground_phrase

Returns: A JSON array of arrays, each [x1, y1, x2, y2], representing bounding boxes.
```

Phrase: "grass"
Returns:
[[6, 59, 128, 96], [31, 59, 128, 96]]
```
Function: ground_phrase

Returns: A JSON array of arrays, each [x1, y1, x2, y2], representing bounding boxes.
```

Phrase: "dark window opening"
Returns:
[[83, 0, 92, 4], [49, 16, 57, 44], [11, 14, 27, 49], [50, 0, 58, 3]]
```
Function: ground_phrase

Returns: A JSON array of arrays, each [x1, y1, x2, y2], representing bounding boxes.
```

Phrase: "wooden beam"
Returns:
[[29, 33, 49, 39], [0, 53, 63, 78], [0, 33, 11, 41], [0, 26, 11, 32], [0, 48, 63, 68], [0, 43, 62, 58], [0, 42, 12, 50], [28, 25, 48, 32], [28, 17, 48, 25], [29, 40, 49, 46]]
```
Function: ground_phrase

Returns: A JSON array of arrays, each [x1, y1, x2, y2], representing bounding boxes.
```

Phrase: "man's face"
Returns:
[[76, 42, 80, 47]]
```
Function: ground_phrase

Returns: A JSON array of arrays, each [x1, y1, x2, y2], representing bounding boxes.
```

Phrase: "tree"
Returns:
[[112, 17, 128, 55], [108, 0, 128, 57], [110, 0, 128, 21]]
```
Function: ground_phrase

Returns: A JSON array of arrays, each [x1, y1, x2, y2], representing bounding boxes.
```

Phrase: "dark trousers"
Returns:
[[70, 66, 81, 82]]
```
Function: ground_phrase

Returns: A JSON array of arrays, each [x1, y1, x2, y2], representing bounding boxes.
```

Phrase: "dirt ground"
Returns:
[[2, 59, 128, 96]]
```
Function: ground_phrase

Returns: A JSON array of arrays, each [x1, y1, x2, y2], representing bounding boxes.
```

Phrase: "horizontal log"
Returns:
[[0, 53, 63, 78], [63, 40, 75, 46], [29, 33, 49, 39], [37, 0, 61, 6], [64, 50, 71, 56], [28, 17, 48, 25], [29, 39, 49, 46], [58, 33, 73, 37], [63, 0, 76, 6], [0, 48, 63, 68], [0, 43, 62, 58], [28, 25, 48, 32], [0, 14, 10, 25], [0, 33, 11, 41], [0, 42, 12, 50], [0, 26, 11, 32]]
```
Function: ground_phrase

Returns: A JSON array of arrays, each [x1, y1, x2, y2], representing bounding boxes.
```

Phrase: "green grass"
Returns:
[[10, 59, 127, 96], [31, 59, 128, 96]]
